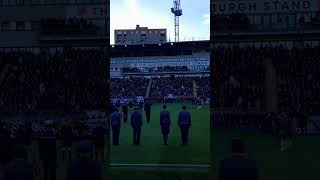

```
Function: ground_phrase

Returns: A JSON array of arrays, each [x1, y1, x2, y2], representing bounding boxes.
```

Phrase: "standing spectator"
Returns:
[[66, 140, 103, 180], [4, 144, 35, 180], [92, 121, 106, 162], [218, 139, 259, 180]]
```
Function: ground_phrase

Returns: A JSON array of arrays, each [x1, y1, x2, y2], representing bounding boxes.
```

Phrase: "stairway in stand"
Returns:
[[0, 64, 10, 87], [145, 79, 152, 99], [193, 80, 197, 98]]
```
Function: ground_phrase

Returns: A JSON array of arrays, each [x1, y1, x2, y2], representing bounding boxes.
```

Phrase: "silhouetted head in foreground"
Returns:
[[13, 144, 28, 160], [76, 140, 93, 158], [182, 106, 187, 110], [232, 138, 245, 154], [163, 104, 167, 109]]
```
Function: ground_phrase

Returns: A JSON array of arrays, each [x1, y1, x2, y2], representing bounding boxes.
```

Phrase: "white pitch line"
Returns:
[[110, 163, 210, 168]]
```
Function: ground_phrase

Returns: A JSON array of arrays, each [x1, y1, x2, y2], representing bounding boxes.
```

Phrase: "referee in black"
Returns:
[[122, 102, 128, 123], [38, 121, 56, 180], [144, 100, 152, 123]]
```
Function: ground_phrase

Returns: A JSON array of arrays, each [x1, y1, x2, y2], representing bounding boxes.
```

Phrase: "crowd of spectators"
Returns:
[[110, 77, 149, 99], [213, 46, 265, 112], [149, 77, 194, 101], [212, 44, 320, 115], [271, 45, 320, 114], [41, 17, 97, 35], [122, 66, 191, 74], [0, 113, 107, 180], [0, 48, 106, 116], [110, 76, 210, 102], [195, 76, 210, 99], [122, 67, 141, 73], [156, 66, 189, 72]]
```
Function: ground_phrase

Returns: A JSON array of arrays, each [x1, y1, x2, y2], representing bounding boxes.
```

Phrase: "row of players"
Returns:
[[110, 104, 192, 146]]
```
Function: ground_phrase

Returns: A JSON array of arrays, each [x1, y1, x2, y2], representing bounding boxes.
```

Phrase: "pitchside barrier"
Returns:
[[212, 110, 320, 134], [308, 116, 320, 134]]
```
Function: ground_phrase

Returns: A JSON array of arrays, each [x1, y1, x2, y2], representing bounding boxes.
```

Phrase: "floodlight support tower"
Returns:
[[171, 0, 182, 42]]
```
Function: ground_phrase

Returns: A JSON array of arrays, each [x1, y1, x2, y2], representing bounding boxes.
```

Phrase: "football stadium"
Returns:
[[109, 41, 210, 179], [211, 0, 320, 180], [0, 1, 110, 180], [109, 1, 210, 179]]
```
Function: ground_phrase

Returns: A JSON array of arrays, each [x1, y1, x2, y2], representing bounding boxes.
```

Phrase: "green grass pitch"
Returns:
[[212, 128, 320, 180], [110, 103, 210, 164]]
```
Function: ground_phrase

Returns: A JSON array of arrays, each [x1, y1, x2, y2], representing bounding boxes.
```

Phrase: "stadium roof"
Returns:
[[110, 40, 209, 58]]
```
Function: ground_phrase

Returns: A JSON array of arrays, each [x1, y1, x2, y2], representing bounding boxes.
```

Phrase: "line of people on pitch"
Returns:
[[110, 105, 192, 146]]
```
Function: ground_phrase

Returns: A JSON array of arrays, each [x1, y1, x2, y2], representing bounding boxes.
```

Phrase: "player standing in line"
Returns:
[[197, 97, 202, 110], [131, 107, 143, 145], [178, 105, 192, 146], [111, 108, 121, 146], [160, 105, 171, 145]]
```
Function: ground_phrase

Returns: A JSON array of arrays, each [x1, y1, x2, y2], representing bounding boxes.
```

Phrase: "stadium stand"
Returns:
[[41, 17, 98, 35], [212, 44, 320, 129], [110, 77, 150, 99], [149, 76, 194, 102], [0, 48, 106, 116]]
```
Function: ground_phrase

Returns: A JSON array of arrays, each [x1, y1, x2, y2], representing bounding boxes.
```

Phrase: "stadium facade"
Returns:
[[0, 0, 109, 47], [211, 0, 320, 42], [114, 25, 167, 45], [211, 0, 320, 133]]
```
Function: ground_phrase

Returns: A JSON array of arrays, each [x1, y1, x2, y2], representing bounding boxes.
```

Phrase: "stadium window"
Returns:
[[16, 21, 25, 31], [2, 0, 8, 5], [16, 0, 24, 5], [8, 0, 16, 5], [24, 0, 31, 4], [31, 21, 40, 31], [31, 0, 39, 5], [1, 21, 10, 31]]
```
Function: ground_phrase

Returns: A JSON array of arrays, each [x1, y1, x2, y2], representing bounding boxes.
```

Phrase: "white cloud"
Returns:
[[110, 1, 174, 44], [110, 0, 210, 43], [202, 13, 210, 25]]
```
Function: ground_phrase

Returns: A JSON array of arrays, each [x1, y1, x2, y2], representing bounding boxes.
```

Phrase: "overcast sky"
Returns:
[[110, 0, 210, 44]]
